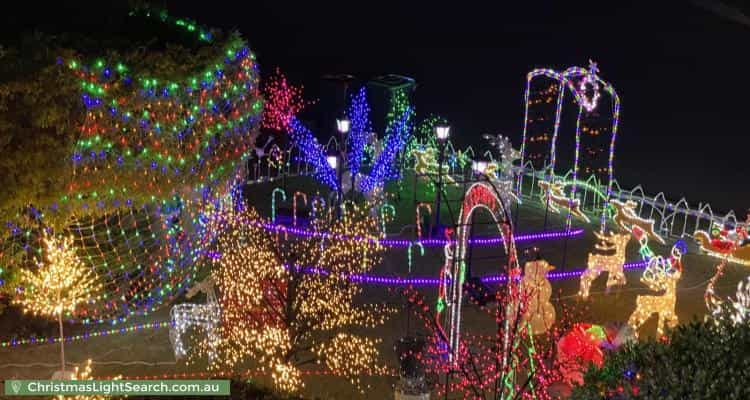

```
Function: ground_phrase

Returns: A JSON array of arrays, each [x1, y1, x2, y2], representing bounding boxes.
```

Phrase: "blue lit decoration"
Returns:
[[287, 118, 340, 192], [358, 108, 413, 193], [345, 87, 371, 176]]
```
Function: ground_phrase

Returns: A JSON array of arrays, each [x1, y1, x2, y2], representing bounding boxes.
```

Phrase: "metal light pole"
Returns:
[[434, 125, 450, 237], [336, 118, 351, 198], [327, 152, 341, 206]]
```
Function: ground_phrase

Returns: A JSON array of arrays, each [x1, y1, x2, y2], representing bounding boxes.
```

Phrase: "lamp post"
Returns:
[[327, 151, 341, 205], [433, 125, 450, 237], [336, 118, 351, 197]]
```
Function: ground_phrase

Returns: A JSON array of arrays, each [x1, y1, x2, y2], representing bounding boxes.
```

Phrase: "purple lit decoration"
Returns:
[[347, 260, 649, 287], [358, 108, 413, 193], [254, 219, 583, 248], [287, 117, 339, 191], [345, 87, 371, 176]]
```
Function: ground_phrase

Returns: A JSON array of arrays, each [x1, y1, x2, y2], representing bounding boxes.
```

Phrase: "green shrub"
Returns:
[[570, 316, 750, 399]]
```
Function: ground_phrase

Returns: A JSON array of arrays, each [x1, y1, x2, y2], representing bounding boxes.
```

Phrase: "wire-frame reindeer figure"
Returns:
[[578, 231, 631, 299], [169, 276, 220, 362], [627, 240, 687, 338]]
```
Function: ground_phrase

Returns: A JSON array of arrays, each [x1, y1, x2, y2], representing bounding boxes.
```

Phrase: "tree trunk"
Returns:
[[58, 312, 65, 374]]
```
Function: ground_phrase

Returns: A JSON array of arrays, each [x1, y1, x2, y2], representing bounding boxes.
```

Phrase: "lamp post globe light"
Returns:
[[335, 118, 351, 199], [336, 118, 351, 135], [433, 125, 450, 237]]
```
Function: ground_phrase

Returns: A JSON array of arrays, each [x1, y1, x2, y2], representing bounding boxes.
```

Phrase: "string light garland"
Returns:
[[0, 322, 170, 348]]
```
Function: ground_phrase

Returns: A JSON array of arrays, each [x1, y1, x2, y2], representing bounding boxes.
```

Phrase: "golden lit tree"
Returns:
[[204, 204, 390, 393], [15, 233, 103, 375]]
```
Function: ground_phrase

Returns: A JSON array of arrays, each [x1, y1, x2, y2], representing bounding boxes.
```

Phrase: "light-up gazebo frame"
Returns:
[[517, 61, 621, 231]]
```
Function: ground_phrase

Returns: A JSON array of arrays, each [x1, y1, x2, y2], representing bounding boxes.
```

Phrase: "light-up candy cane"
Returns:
[[435, 228, 454, 343], [271, 188, 287, 223], [380, 204, 396, 236], [407, 242, 425, 273], [293, 191, 308, 227], [415, 202, 432, 240]]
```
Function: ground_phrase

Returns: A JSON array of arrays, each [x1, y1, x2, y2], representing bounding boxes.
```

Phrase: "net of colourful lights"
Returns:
[[0, 16, 262, 324]]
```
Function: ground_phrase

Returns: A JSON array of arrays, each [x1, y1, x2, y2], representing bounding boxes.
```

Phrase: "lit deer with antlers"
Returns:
[[579, 231, 631, 299], [611, 199, 665, 244], [538, 180, 590, 223], [169, 276, 219, 361], [627, 241, 686, 338]]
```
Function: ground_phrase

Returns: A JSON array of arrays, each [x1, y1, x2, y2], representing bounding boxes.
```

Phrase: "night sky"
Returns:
[[6, 1, 750, 215]]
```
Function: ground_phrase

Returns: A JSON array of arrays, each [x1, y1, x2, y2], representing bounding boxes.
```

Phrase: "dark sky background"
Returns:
[[5, 1, 750, 216]]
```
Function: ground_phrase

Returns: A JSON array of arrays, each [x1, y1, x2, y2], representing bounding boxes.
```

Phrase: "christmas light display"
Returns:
[[271, 188, 287, 223], [627, 240, 687, 338], [169, 276, 219, 362], [0, 21, 263, 324], [376, 202, 393, 229], [292, 191, 307, 227], [345, 87, 371, 176], [262, 69, 308, 132], [578, 231, 631, 299], [201, 205, 390, 392], [482, 134, 521, 178], [61, 358, 121, 400], [407, 242, 425, 273], [411, 146, 456, 186], [521, 258, 556, 334], [556, 323, 607, 386], [358, 109, 414, 193], [611, 199, 666, 244], [287, 118, 340, 191], [705, 259, 750, 326], [15, 233, 104, 375], [694, 220, 750, 266], [538, 180, 591, 223], [518, 61, 621, 231]]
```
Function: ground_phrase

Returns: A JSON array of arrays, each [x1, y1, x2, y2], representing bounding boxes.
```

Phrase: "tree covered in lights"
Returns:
[[14, 233, 103, 375], [202, 204, 390, 393], [0, 7, 262, 321]]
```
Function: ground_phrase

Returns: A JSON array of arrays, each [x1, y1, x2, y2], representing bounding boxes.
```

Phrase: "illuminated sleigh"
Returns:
[[694, 223, 750, 266]]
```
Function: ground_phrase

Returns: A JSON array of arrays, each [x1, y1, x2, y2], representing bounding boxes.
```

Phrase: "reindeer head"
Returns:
[[593, 231, 631, 253], [538, 180, 563, 195], [641, 256, 679, 291]]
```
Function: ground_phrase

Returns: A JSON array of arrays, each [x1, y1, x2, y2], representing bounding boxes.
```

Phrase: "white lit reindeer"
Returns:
[[627, 241, 686, 338], [169, 276, 220, 362]]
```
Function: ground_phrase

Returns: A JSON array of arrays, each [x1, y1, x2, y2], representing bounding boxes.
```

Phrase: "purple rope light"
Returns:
[[349, 260, 649, 286], [256, 221, 584, 248]]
